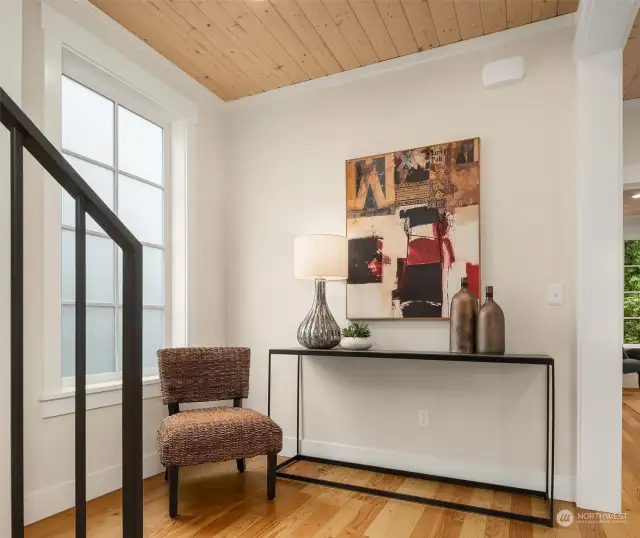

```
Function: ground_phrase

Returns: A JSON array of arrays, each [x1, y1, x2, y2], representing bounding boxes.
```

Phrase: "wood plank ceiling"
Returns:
[[89, 0, 581, 102], [625, 9, 640, 100]]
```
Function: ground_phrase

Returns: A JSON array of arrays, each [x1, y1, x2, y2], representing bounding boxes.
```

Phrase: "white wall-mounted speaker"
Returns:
[[482, 56, 526, 89]]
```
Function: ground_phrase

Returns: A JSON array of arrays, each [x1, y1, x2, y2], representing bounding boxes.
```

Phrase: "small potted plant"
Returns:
[[340, 322, 372, 350]]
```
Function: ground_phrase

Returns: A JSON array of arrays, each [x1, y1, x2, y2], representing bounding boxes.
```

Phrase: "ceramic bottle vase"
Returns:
[[477, 286, 505, 354], [449, 277, 478, 353]]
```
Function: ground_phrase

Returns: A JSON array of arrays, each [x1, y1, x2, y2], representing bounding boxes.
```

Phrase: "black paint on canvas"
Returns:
[[402, 301, 441, 318], [392, 262, 443, 318], [348, 237, 382, 285], [396, 263, 442, 304], [399, 206, 440, 228]]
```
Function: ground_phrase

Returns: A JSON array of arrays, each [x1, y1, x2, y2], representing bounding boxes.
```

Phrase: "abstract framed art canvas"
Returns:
[[346, 138, 480, 319]]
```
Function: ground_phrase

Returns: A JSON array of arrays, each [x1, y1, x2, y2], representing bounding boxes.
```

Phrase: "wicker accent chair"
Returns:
[[156, 347, 283, 518]]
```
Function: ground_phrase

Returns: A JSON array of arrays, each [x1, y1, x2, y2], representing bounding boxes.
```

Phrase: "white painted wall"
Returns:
[[624, 103, 640, 185], [0, 1, 23, 532], [13, 0, 227, 524], [226, 25, 576, 499], [575, 50, 623, 514]]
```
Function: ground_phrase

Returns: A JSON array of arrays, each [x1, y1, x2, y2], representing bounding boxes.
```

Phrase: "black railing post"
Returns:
[[10, 125, 24, 538], [75, 196, 87, 538], [2, 87, 145, 538], [122, 247, 143, 538]]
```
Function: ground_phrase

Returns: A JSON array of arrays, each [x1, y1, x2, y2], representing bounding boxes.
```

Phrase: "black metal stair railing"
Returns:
[[1, 87, 144, 538]]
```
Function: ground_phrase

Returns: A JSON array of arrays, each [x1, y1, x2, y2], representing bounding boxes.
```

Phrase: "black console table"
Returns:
[[268, 348, 555, 527]]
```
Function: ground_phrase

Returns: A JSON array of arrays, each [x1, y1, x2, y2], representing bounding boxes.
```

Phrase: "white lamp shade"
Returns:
[[294, 234, 348, 280]]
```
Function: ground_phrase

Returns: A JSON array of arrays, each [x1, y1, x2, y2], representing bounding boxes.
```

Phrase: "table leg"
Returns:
[[297, 354, 301, 456], [267, 352, 272, 417], [545, 364, 550, 501], [551, 362, 555, 521]]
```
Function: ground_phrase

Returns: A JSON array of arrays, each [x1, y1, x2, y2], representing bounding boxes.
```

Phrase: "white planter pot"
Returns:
[[340, 337, 372, 350]]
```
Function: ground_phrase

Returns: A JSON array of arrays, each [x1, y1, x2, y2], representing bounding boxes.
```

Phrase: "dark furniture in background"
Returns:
[[268, 347, 556, 527], [157, 347, 283, 518], [623, 348, 640, 387]]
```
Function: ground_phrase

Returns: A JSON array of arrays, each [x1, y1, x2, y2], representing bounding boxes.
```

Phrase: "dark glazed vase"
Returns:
[[449, 277, 478, 353], [477, 286, 505, 354]]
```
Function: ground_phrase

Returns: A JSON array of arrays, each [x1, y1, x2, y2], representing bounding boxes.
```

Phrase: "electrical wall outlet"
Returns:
[[418, 409, 430, 427], [548, 283, 563, 306]]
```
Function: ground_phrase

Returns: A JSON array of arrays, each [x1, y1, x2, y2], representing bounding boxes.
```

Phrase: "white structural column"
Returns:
[[0, 0, 23, 534], [575, 0, 639, 514]]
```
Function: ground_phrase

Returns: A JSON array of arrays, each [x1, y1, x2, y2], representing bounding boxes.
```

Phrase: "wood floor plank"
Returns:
[[365, 499, 427, 538], [313, 496, 384, 538], [461, 512, 489, 538], [25, 394, 640, 538], [409, 506, 445, 538]]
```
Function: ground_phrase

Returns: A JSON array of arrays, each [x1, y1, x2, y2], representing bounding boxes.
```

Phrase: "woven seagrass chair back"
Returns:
[[157, 347, 250, 404]]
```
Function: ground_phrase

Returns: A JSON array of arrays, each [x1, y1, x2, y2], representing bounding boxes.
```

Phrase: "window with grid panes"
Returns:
[[60, 75, 165, 382], [625, 240, 640, 344]]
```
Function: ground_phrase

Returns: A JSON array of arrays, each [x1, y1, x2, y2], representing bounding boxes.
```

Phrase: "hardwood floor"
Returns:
[[25, 396, 640, 537]]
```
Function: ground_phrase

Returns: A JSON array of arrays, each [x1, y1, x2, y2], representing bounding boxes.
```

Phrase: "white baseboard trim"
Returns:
[[25, 452, 163, 525], [281, 437, 574, 503]]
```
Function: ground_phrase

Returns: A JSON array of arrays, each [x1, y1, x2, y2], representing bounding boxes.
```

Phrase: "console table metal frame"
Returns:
[[267, 348, 555, 527]]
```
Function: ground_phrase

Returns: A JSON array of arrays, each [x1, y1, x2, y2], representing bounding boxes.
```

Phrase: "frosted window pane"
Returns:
[[117, 308, 164, 370], [144, 247, 164, 306], [118, 175, 163, 245], [61, 155, 114, 232], [61, 77, 114, 166], [118, 107, 163, 185], [118, 247, 164, 305], [61, 231, 115, 303], [62, 305, 116, 377], [144, 309, 164, 369]]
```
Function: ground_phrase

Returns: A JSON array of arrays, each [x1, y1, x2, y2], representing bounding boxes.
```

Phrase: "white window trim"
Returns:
[[40, 5, 195, 412], [39, 376, 162, 419], [624, 183, 640, 349]]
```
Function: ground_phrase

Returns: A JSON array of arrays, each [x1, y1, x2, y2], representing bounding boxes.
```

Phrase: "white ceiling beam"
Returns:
[[574, 0, 640, 57]]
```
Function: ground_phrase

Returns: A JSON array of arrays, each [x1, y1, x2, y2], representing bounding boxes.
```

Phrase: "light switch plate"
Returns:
[[418, 409, 430, 427], [548, 284, 563, 306]]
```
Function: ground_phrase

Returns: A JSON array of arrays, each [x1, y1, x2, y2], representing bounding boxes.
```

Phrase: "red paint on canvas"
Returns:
[[466, 263, 480, 298], [368, 258, 383, 279], [434, 217, 455, 268], [407, 238, 441, 266]]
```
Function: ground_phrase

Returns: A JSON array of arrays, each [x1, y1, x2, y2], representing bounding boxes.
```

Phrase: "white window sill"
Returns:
[[39, 376, 162, 418]]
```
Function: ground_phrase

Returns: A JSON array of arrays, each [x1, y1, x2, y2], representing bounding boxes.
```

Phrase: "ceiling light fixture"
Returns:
[[633, 193, 640, 199]]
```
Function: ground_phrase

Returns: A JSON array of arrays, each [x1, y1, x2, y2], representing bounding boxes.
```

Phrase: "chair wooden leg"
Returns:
[[267, 452, 276, 500], [168, 467, 179, 518], [164, 468, 168, 481], [237, 458, 246, 473]]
